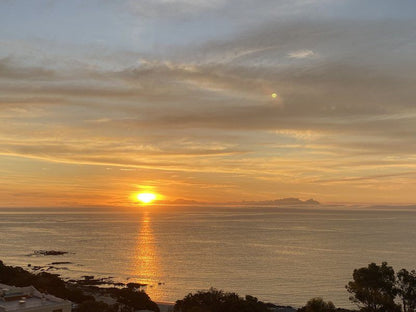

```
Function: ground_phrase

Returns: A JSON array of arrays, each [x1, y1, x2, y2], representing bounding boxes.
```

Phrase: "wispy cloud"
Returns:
[[288, 49, 316, 59], [2, 0, 416, 205]]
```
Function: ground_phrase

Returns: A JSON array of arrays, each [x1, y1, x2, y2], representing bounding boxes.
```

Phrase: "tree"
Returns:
[[346, 262, 400, 312], [173, 288, 269, 312], [116, 288, 160, 312], [298, 297, 336, 312], [397, 269, 416, 312]]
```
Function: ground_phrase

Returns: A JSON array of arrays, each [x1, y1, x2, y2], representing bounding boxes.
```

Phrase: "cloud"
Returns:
[[2, 41, 416, 161], [288, 49, 316, 59], [127, 0, 331, 19], [2, 9, 416, 204], [0, 57, 55, 80], [128, 0, 226, 17]]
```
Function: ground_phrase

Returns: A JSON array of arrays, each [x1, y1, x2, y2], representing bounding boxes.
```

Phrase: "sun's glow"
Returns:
[[271, 92, 278, 98], [136, 193, 157, 204]]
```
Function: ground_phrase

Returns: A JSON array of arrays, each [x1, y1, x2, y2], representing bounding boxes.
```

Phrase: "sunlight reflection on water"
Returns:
[[1, 206, 415, 308]]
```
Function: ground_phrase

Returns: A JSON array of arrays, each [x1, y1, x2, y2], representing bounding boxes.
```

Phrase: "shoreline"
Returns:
[[156, 301, 174, 312], [0, 260, 301, 312], [0, 260, 361, 312]]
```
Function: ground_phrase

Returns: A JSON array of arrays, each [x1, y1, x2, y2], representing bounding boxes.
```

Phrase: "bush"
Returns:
[[298, 297, 336, 312], [116, 288, 160, 312], [173, 288, 269, 312]]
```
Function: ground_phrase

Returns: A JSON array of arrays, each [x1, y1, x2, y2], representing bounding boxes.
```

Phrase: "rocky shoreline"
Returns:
[[0, 260, 160, 312], [0, 258, 301, 312], [1, 255, 356, 312]]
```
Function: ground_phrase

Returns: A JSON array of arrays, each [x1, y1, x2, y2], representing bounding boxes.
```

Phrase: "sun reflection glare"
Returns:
[[131, 213, 164, 301]]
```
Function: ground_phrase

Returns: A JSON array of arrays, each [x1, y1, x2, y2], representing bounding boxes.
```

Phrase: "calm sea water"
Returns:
[[0, 206, 415, 308]]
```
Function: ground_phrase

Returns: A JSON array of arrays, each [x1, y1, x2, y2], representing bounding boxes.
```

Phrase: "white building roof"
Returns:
[[0, 283, 71, 312]]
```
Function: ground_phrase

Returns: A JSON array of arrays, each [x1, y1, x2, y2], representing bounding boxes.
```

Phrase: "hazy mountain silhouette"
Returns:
[[238, 198, 320, 206], [157, 197, 320, 206]]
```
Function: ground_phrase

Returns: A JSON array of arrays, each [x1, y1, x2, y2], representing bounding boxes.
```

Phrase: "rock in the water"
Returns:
[[33, 250, 69, 256]]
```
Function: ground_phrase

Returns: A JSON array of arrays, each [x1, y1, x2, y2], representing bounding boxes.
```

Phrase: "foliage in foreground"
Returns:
[[298, 262, 416, 312], [173, 288, 270, 312], [0, 260, 159, 312], [3, 259, 415, 312], [298, 297, 336, 312], [397, 269, 416, 312], [0, 260, 93, 303], [346, 262, 416, 312]]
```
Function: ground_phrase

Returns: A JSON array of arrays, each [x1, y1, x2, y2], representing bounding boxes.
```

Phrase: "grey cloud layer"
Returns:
[[1, 15, 416, 177], [127, 0, 328, 19]]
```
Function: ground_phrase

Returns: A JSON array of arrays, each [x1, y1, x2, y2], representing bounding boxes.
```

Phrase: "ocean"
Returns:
[[0, 205, 415, 308]]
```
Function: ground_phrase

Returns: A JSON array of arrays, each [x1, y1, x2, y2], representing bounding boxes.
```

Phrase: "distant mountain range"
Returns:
[[159, 197, 320, 206], [238, 198, 320, 206], [158, 198, 201, 205]]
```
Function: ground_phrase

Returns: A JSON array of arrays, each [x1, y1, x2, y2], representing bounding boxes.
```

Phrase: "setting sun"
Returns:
[[136, 193, 157, 204]]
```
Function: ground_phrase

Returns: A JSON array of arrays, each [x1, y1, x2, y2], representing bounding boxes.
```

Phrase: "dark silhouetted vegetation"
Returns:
[[346, 262, 400, 312], [299, 262, 416, 312], [0, 260, 159, 312], [3, 259, 416, 312], [397, 269, 416, 312], [298, 297, 336, 312], [0, 260, 93, 303], [345, 262, 416, 312], [173, 288, 270, 312], [116, 287, 160, 311]]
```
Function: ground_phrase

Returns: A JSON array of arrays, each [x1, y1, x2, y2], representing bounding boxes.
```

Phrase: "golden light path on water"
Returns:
[[131, 211, 165, 301]]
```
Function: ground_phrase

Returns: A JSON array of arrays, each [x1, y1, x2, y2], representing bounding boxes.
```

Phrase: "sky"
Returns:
[[1, 0, 416, 207]]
